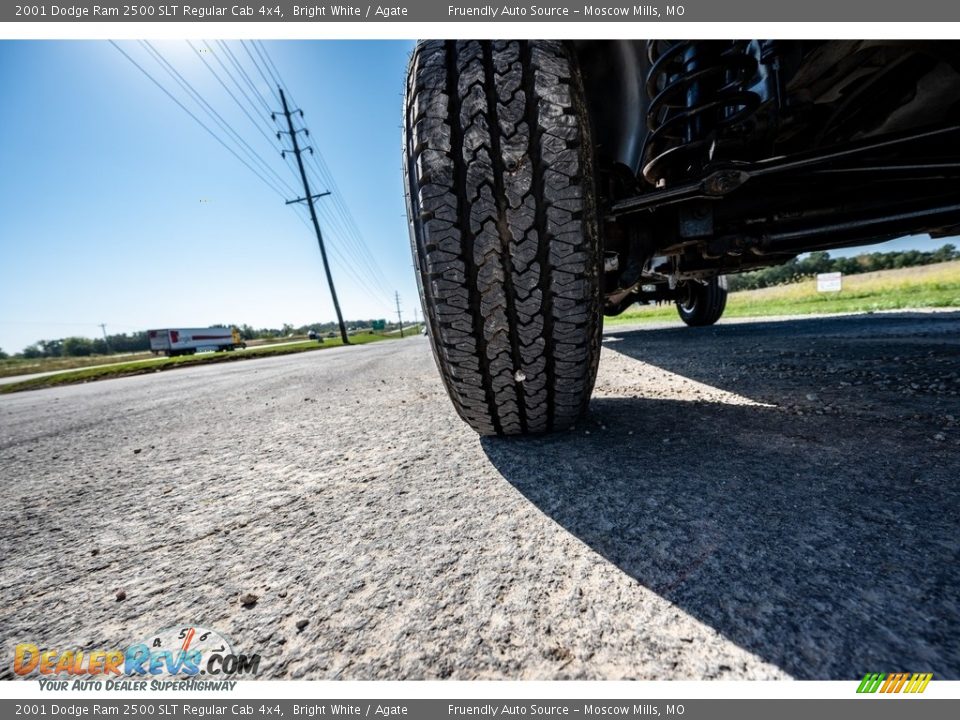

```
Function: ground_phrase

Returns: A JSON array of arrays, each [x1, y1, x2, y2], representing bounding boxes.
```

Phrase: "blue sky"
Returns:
[[0, 40, 952, 353], [0, 40, 416, 353]]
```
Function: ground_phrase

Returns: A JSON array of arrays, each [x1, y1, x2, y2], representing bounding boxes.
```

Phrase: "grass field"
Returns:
[[609, 260, 960, 325], [3, 260, 956, 392], [0, 329, 425, 380], [0, 332, 413, 395], [0, 352, 157, 379]]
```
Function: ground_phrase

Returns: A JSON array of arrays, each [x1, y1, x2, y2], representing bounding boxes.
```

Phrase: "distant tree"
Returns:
[[933, 243, 957, 263], [62, 337, 95, 357], [804, 251, 833, 274], [38, 339, 62, 357], [21, 344, 42, 359], [109, 331, 149, 353], [0, 348, 7, 360], [726, 243, 959, 291]]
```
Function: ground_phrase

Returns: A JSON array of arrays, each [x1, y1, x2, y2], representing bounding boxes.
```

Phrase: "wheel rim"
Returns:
[[678, 282, 698, 313]]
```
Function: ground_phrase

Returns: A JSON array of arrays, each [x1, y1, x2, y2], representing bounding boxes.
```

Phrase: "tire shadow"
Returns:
[[480, 349, 960, 678]]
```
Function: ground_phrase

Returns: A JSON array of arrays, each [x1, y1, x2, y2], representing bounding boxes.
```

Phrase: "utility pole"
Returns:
[[276, 87, 349, 345], [98, 323, 111, 354], [395, 291, 404, 338]]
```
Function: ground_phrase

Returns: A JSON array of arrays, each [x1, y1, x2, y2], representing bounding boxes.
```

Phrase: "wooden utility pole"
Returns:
[[395, 291, 404, 338], [98, 323, 111, 353], [277, 87, 349, 345]]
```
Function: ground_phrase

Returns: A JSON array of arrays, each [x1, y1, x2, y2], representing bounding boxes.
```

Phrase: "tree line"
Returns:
[[7, 243, 952, 360], [726, 244, 958, 291], [15, 332, 153, 360], [4, 319, 409, 360]]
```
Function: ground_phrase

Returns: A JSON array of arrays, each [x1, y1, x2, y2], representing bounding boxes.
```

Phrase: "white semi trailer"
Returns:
[[148, 327, 246, 356]]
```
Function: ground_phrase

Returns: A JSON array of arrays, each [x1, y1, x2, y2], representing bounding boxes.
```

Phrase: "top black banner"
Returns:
[[4, 0, 960, 22]]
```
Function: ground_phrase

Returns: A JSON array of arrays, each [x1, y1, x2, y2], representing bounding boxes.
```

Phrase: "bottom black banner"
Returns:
[[3, 699, 957, 720]]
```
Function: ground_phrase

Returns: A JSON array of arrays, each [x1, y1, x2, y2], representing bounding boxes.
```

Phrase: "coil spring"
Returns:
[[642, 41, 761, 186]]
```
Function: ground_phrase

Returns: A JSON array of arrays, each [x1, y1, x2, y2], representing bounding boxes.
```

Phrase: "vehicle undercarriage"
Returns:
[[574, 41, 960, 317]]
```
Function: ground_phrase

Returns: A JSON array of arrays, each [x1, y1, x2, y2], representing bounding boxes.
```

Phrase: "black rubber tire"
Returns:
[[676, 276, 729, 326], [404, 40, 602, 436]]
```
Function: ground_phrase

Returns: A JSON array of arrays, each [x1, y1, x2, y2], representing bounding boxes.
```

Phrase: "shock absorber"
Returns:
[[642, 41, 761, 187]]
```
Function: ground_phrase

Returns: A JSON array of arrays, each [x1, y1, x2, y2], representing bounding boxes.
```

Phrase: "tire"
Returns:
[[676, 276, 729, 326], [404, 40, 602, 436]]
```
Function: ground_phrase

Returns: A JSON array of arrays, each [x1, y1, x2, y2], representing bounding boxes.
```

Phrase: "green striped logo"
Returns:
[[857, 673, 886, 693], [857, 672, 933, 694]]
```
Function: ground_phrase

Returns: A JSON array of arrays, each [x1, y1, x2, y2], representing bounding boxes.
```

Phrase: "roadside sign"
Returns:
[[371, 319, 386, 331], [817, 272, 842, 292]]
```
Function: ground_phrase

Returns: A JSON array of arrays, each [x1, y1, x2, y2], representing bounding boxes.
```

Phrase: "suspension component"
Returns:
[[642, 41, 762, 187]]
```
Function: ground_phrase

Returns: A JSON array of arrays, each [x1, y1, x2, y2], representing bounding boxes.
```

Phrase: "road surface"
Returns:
[[1, 311, 958, 680]]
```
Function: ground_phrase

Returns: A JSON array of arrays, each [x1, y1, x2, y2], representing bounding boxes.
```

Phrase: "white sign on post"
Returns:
[[817, 272, 842, 292]]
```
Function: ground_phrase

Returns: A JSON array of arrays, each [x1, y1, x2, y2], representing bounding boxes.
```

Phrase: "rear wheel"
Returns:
[[404, 40, 602, 436], [676, 276, 728, 326]]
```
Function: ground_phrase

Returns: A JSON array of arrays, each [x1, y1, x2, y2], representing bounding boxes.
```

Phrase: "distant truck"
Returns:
[[147, 327, 246, 356]]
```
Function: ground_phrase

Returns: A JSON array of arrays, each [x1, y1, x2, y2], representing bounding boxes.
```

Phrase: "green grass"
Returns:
[[0, 335, 396, 378], [0, 352, 158, 378], [0, 334, 342, 379], [0, 333, 400, 394], [609, 260, 960, 325], [6, 263, 955, 392]]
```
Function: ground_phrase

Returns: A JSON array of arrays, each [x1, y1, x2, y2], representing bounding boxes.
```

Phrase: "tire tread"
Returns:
[[404, 40, 600, 436]]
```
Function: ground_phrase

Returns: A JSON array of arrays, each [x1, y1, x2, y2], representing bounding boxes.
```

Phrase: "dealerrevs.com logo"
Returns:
[[13, 625, 261, 691]]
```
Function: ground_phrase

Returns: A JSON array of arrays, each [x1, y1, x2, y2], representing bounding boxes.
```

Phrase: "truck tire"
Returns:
[[404, 40, 602, 436], [676, 276, 729, 327]]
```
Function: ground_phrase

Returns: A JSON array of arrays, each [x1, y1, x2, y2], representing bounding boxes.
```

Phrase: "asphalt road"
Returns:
[[1, 311, 958, 680]]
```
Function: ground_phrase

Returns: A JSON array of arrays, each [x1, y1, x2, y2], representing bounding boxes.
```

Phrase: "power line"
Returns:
[[250, 40, 284, 96], [242, 40, 281, 104], [305, 150, 392, 292], [200, 40, 272, 126], [113, 39, 403, 321], [218, 40, 274, 114], [139, 41, 296, 197], [250, 41, 394, 300], [298, 143, 392, 292], [186, 40, 288, 158], [0, 321, 142, 328], [290, 208, 393, 309], [180, 41, 386, 304], [108, 41, 288, 201], [255, 41, 290, 99], [295, 197, 393, 303], [294, 165, 395, 304], [217, 40, 311, 196], [198, 39, 309, 197]]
